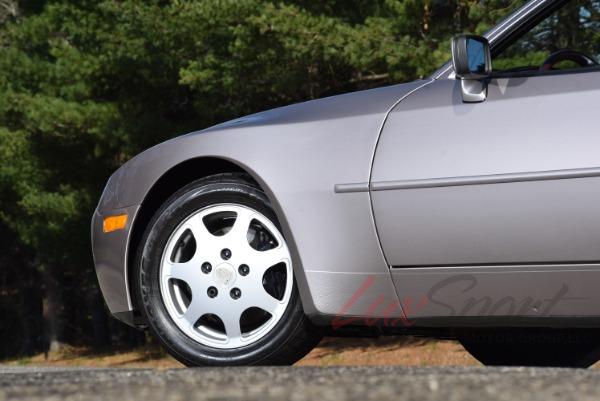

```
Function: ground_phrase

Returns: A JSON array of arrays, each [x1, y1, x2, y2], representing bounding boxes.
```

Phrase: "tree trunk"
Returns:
[[42, 266, 65, 353], [21, 277, 44, 355]]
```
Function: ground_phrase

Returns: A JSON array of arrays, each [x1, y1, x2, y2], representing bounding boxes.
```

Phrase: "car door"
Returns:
[[372, 71, 600, 268], [371, 0, 600, 270]]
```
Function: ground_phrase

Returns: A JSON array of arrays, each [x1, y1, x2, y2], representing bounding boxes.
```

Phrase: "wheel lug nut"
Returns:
[[207, 286, 218, 298], [221, 248, 232, 260], [238, 264, 250, 276], [201, 262, 212, 274], [230, 288, 241, 300]]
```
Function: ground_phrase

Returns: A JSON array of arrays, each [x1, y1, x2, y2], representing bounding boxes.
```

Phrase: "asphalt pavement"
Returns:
[[1, 366, 599, 401]]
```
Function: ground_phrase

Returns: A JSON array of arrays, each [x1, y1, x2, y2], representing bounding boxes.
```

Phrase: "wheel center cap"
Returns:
[[213, 263, 236, 288]]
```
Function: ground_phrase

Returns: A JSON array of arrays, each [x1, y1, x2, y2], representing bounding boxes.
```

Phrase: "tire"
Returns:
[[459, 329, 600, 367], [134, 173, 322, 366]]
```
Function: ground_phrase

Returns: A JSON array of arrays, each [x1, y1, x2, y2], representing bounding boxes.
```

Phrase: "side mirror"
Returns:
[[451, 35, 491, 103]]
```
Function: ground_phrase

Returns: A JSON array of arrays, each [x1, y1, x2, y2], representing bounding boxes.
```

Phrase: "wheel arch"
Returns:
[[125, 156, 314, 320]]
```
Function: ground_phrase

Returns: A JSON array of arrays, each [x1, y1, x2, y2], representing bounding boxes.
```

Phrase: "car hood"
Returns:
[[201, 81, 429, 133]]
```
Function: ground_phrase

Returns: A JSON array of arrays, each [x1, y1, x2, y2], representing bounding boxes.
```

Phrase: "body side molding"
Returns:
[[334, 182, 370, 193], [371, 166, 600, 191]]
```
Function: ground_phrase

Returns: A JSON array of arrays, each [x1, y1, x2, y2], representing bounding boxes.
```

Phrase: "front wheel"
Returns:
[[135, 174, 321, 366], [459, 329, 600, 367]]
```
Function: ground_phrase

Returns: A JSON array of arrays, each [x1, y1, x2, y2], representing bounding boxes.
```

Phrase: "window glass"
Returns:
[[494, 0, 600, 73]]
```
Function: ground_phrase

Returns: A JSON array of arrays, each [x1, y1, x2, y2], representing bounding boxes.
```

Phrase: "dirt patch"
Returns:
[[299, 337, 479, 366]]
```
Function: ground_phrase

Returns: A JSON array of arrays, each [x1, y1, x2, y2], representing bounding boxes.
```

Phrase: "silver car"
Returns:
[[92, 0, 600, 367]]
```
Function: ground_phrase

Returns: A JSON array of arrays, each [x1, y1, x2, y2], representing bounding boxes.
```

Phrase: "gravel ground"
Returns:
[[1, 366, 600, 401]]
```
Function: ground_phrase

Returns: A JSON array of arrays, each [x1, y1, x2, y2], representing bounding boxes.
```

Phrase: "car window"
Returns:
[[494, 0, 600, 74]]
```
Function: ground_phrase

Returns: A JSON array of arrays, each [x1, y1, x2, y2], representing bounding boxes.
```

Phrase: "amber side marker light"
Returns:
[[103, 214, 128, 233]]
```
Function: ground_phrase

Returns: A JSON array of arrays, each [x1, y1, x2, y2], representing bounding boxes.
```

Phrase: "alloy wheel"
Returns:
[[159, 204, 293, 349]]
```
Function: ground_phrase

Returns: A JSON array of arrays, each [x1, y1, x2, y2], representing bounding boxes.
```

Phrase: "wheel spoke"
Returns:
[[221, 311, 242, 340], [181, 297, 209, 327], [227, 207, 255, 245], [186, 213, 218, 248], [240, 270, 282, 314], [248, 246, 289, 273], [250, 290, 280, 315], [163, 261, 197, 284]]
